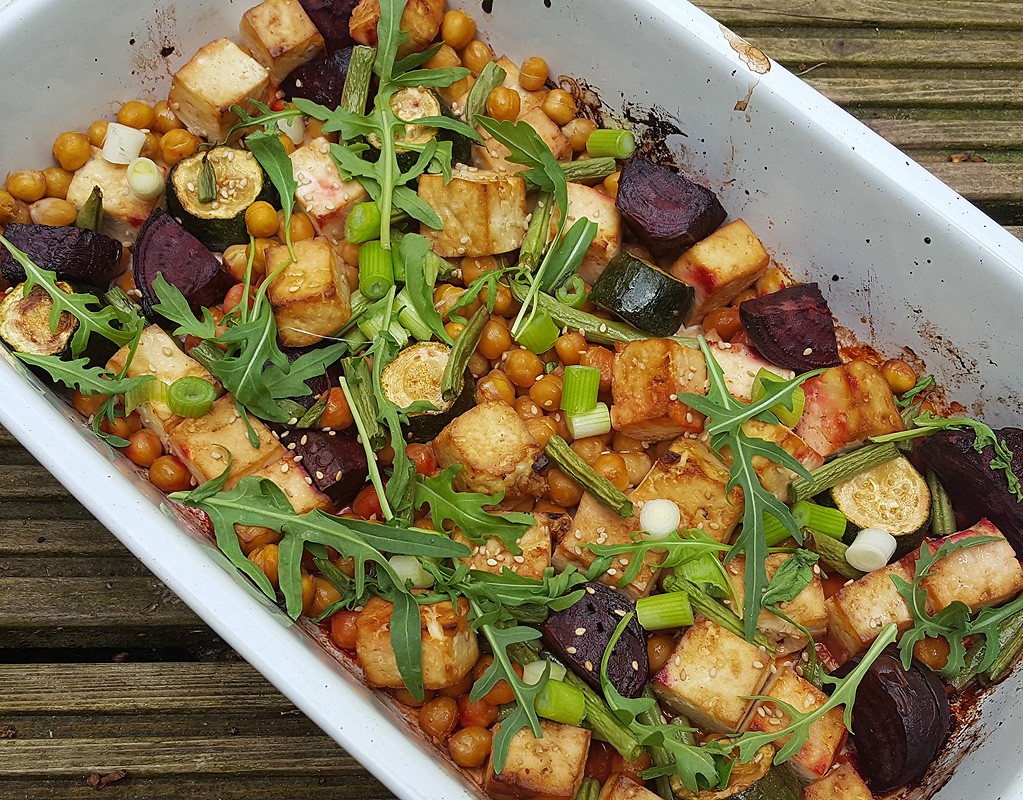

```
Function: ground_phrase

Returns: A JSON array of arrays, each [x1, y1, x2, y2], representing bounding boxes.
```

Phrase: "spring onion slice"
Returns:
[[167, 376, 216, 418], [846, 527, 897, 572], [585, 129, 636, 159], [555, 275, 587, 308], [566, 402, 611, 439], [514, 308, 560, 354], [560, 365, 600, 415], [101, 122, 146, 165], [126, 157, 166, 201], [672, 550, 730, 599], [640, 498, 681, 540], [533, 679, 586, 726], [636, 592, 694, 630], [545, 434, 633, 517], [791, 500, 847, 539], [523, 659, 566, 686], [345, 201, 382, 244], [358, 241, 395, 300], [125, 378, 169, 414]]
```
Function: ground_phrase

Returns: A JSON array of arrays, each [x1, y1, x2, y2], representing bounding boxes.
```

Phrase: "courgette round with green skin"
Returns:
[[588, 251, 695, 336], [672, 746, 800, 800], [165, 146, 278, 253], [0, 281, 78, 357], [380, 341, 475, 442], [368, 87, 473, 172], [829, 455, 931, 556]]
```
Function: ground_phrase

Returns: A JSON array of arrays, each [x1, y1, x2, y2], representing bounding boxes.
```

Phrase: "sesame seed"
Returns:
[[281, 463, 290, 475], [709, 667, 718, 678], [753, 660, 764, 669], [210, 450, 222, 460], [486, 558, 498, 566], [613, 609, 627, 617], [304, 476, 312, 485], [631, 660, 639, 671], [584, 660, 593, 671], [674, 656, 682, 667], [566, 646, 577, 654], [803, 347, 813, 356], [585, 586, 596, 595], [300, 435, 308, 446], [575, 627, 586, 636], [513, 555, 525, 563], [315, 471, 324, 480]]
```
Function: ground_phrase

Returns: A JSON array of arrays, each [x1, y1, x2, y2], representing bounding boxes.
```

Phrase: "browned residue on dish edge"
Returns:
[[131, 5, 180, 89]]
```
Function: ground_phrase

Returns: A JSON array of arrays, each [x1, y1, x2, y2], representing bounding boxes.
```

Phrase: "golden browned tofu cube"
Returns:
[[727, 553, 828, 655], [484, 720, 590, 800], [168, 38, 270, 141], [803, 763, 874, 800], [708, 341, 792, 403], [825, 561, 915, 664], [107, 325, 219, 445], [266, 237, 352, 347], [418, 168, 528, 257], [349, 0, 444, 58], [559, 182, 622, 286], [795, 360, 905, 458], [454, 512, 556, 580], [356, 595, 478, 690], [434, 402, 544, 500], [922, 520, 1023, 613], [239, 0, 325, 83], [610, 338, 707, 442], [651, 619, 772, 733], [66, 147, 163, 245], [290, 137, 369, 246], [747, 667, 846, 781], [723, 419, 824, 500], [598, 774, 662, 800], [167, 395, 286, 488], [668, 219, 770, 324]]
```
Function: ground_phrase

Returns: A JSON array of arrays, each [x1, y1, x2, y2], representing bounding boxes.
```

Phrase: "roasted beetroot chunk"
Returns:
[[281, 47, 353, 107], [844, 646, 950, 793], [919, 427, 1023, 555], [277, 427, 368, 507], [540, 582, 648, 698], [0, 223, 122, 288], [133, 209, 233, 319], [615, 157, 726, 259], [739, 283, 841, 372], [298, 0, 359, 52]]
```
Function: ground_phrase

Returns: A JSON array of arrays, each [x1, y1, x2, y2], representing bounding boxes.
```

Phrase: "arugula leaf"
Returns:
[[392, 184, 442, 228], [414, 466, 535, 553], [584, 531, 735, 588], [464, 61, 507, 126], [537, 217, 598, 292], [389, 67, 470, 88], [895, 374, 935, 408], [396, 233, 452, 344], [246, 131, 298, 259], [15, 352, 153, 397], [374, 0, 407, 84], [151, 275, 219, 339], [761, 549, 818, 607]]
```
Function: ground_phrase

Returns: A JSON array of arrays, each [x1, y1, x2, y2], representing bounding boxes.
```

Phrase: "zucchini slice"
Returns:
[[0, 281, 78, 357], [830, 454, 931, 555], [380, 342, 474, 442], [165, 146, 278, 253], [588, 251, 695, 337], [672, 746, 800, 800], [369, 87, 472, 171]]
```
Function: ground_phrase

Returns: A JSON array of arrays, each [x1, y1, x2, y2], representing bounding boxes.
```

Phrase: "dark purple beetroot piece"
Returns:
[[133, 209, 233, 319], [281, 47, 353, 107], [282, 346, 345, 408], [540, 582, 648, 698], [738, 283, 841, 372], [842, 645, 950, 793], [278, 427, 368, 507], [298, 0, 359, 52], [615, 156, 726, 259], [0, 223, 122, 288], [919, 427, 1023, 555]]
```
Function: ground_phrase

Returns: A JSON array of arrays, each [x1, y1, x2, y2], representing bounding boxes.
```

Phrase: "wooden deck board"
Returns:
[[704, 1, 1023, 30]]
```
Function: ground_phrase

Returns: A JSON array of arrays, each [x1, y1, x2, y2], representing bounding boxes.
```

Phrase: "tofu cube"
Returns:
[[239, 0, 325, 84], [825, 560, 915, 664], [168, 38, 270, 141], [747, 667, 846, 781], [726, 419, 824, 500], [553, 438, 742, 599], [726, 553, 828, 654], [266, 237, 352, 347], [167, 395, 286, 488], [555, 182, 622, 286], [418, 168, 528, 257], [795, 360, 905, 458], [708, 341, 792, 403], [106, 325, 219, 445], [803, 763, 874, 800], [66, 147, 163, 245], [356, 595, 479, 690], [433, 402, 545, 500], [598, 775, 661, 800], [610, 338, 707, 442], [289, 137, 369, 246], [651, 619, 772, 733], [483, 720, 590, 800], [454, 512, 557, 580], [668, 219, 770, 324], [474, 107, 572, 174], [922, 519, 1023, 613]]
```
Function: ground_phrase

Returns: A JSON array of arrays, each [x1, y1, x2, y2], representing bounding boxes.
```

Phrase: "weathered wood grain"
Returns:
[[703, 1, 1023, 30], [862, 119, 1023, 151], [807, 75, 1023, 108], [0, 777, 393, 800], [0, 518, 129, 557], [0, 465, 72, 501]]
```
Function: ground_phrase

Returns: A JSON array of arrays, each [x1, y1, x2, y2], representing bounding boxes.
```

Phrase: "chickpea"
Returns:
[[307, 575, 342, 618], [756, 267, 788, 295], [420, 695, 459, 742], [481, 663, 523, 706], [276, 132, 297, 154], [437, 672, 474, 699], [612, 432, 643, 453], [159, 128, 199, 166], [394, 687, 435, 708], [278, 210, 315, 242], [221, 245, 252, 282], [594, 452, 629, 491], [554, 332, 587, 366], [444, 320, 466, 341], [6, 170, 46, 203], [448, 726, 493, 768], [504, 348, 544, 388], [300, 572, 316, 615], [571, 436, 605, 465], [245, 200, 281, 238], [433, 283, 465, 319], [249, 543, 281, 587], [52, 131, 91, 171], [529, 374, 562, 411], [42, 167, 73, 199], [71, 389, 109, 418], [328, 609, 360, 650], [913, 636, 950, 672], [525, 415, 558, 448], [542, 89, 577, 126], [647, 634, 675, 673], [457, 693, 499, 728], [447, 75, 474, 101], [477, 319, 512, 360], [124, 429, 162, 468], [100, 411, 142, 440], [0, 189, 16, 223], [621, 451, 652, 486], [703, 306, 743, 341], [467, 351, 490, 378], [547, 466, 583, 506], [30, 198, 77, 227], [320, 387, 355, 430], [486, 86, 520, 122], [602, 170, 621, 198], [425, 43, 461, 71], [881, 359, 918, 396], [441, 9, 476, 50], [238, 527, 281, 557], [480, 283, 512, 317], [514, 395, 543, 420], [460, 255, 497, 286], [117, 99, 155, 130], [87, 120, 109, 148], [461, 39, 493, 76], [562, 117, 596, 153], [519, 56, 549, 92], [476, 369, 516, 405], [152, 100, 184, 133], [140, 131, 161, 161], [149, 455, 193, 492]]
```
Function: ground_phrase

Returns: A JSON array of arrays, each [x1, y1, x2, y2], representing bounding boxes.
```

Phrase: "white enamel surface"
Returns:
[[2, 1, 1022, 798]]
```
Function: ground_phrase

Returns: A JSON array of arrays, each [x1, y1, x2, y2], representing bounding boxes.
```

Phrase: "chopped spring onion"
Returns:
[[566, 401, 611, 439], [560, 364, 600, 415], [358, 241, 395, 300], [673, 550, 730, 599], [514, 308, 560, 354], [197, 153, 217, 204], [585, 128, 637, 160], [387, 555, 434, 589], [639, 498, 681, 539], [555, 274, 587, 308], [762, 511, 792, 547], [846, 527, 897, 572], [751, 368, 806, 427], [125, 378, 169, 414], [167, 376, 216, 418], [522, 659, 567, 686], [101, 122, 147, 164], [636, 592, 694, 630], [533, 679, 586, 726], [792, 500, 847, 539], [126, 157, 166, 201], [345, 201, 382, 244], [394, 288, 433, 342], [545, 434, 633, 517], [341, 44, 376, 115]]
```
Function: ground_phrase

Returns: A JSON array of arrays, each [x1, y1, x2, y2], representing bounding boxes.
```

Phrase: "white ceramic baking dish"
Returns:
[[2, 0, 1022, 797]]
